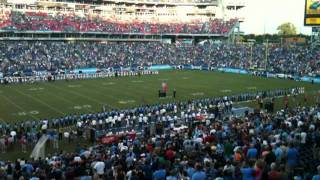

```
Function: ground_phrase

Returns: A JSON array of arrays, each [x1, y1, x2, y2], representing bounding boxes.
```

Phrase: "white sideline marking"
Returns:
[[132, 80, 144, 83], [102, 82, 115, 86], [191, 92, 205, 96], [72, 104, 92, 110], [247, 86, 257, 90], [28, 87, 45, 91], [67, 84, 82, 88], [221, 89, 232, 93], [182, 77, 190, 79], [118, 100, 136, 104]]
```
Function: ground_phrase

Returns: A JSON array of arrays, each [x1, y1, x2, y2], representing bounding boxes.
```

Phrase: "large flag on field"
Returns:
[[30, 135, 49, 160]]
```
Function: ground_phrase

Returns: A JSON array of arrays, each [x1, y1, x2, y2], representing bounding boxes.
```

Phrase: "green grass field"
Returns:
[[0, 70, 319, 123]]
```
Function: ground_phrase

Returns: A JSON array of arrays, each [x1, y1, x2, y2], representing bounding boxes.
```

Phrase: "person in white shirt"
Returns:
[[91, 120, 97, 126], [139, 117, 143, 126], [143, 116, 148, 124], [111, 118, 116, 127], [94, 161, 105, 177], [300, 132, 307, 144]]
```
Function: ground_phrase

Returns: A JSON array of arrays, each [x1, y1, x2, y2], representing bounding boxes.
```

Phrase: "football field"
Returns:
[[0, 70, 319, 123]]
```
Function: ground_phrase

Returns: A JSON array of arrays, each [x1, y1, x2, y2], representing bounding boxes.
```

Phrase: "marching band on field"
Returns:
[[0, 70, 159, 84]]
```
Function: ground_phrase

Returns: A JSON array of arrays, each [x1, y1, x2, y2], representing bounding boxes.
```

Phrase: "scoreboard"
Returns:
[[305, 0, 320, 26]]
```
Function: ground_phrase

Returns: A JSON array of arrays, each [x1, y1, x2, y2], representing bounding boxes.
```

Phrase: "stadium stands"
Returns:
[[0, 11, 237, 35], [0, 89, 319, 179], [0, 41, 319, 76], [62, 0, 216, 4], [0, 1, 319, 179]]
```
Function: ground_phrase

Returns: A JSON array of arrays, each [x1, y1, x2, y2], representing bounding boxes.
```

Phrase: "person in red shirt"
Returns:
[[254, 160, 265, 180], [165, 146, 175, 162], [20, 136, 27, 153], [146, 143, 154, 153], [283, 95, 289, 109], [204, 134, 215, 143], [268, 163, 282, 180]]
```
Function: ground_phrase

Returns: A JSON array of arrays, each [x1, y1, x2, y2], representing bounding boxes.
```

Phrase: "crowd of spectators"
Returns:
[[62, 0, 215, 4], [0, 88, 319, 179], [0, 41, 319, 77], [0, 11, 237, 34], [0, 4, 320, 180]]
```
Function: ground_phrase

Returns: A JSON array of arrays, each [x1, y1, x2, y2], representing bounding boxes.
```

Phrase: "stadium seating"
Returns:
[[1, 1, 320, 180], [0, 41, 319, 76], [63, 0, 216, 4], [0, 11, 238, 35], [0, 91, 319, 179]]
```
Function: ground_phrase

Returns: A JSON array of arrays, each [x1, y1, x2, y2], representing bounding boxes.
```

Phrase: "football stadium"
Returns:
[[0, 0, 319, 179]]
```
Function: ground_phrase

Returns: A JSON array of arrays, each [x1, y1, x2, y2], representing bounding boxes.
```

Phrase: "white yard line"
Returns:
[[41, 88, 79, 109], [0, 94, 39, 119], [87, 84, 124, 102], [11, 88, 66, 116], [45, 83, 106, 106]]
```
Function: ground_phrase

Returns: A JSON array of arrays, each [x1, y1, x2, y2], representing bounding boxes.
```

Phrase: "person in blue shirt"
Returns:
[[287, 143, 299, 168], [274, 143, 283, 162], [143, 160, 153, 180], [186, 161, 195, 179], [22, 161, 34, 177], [166, 169, 178, 180], [192, 163, 206, 180], [247, 144, 258, 159], [312, 165, 320, 180], [240, 161, 256, 180], [153, 164, 166, 180]]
